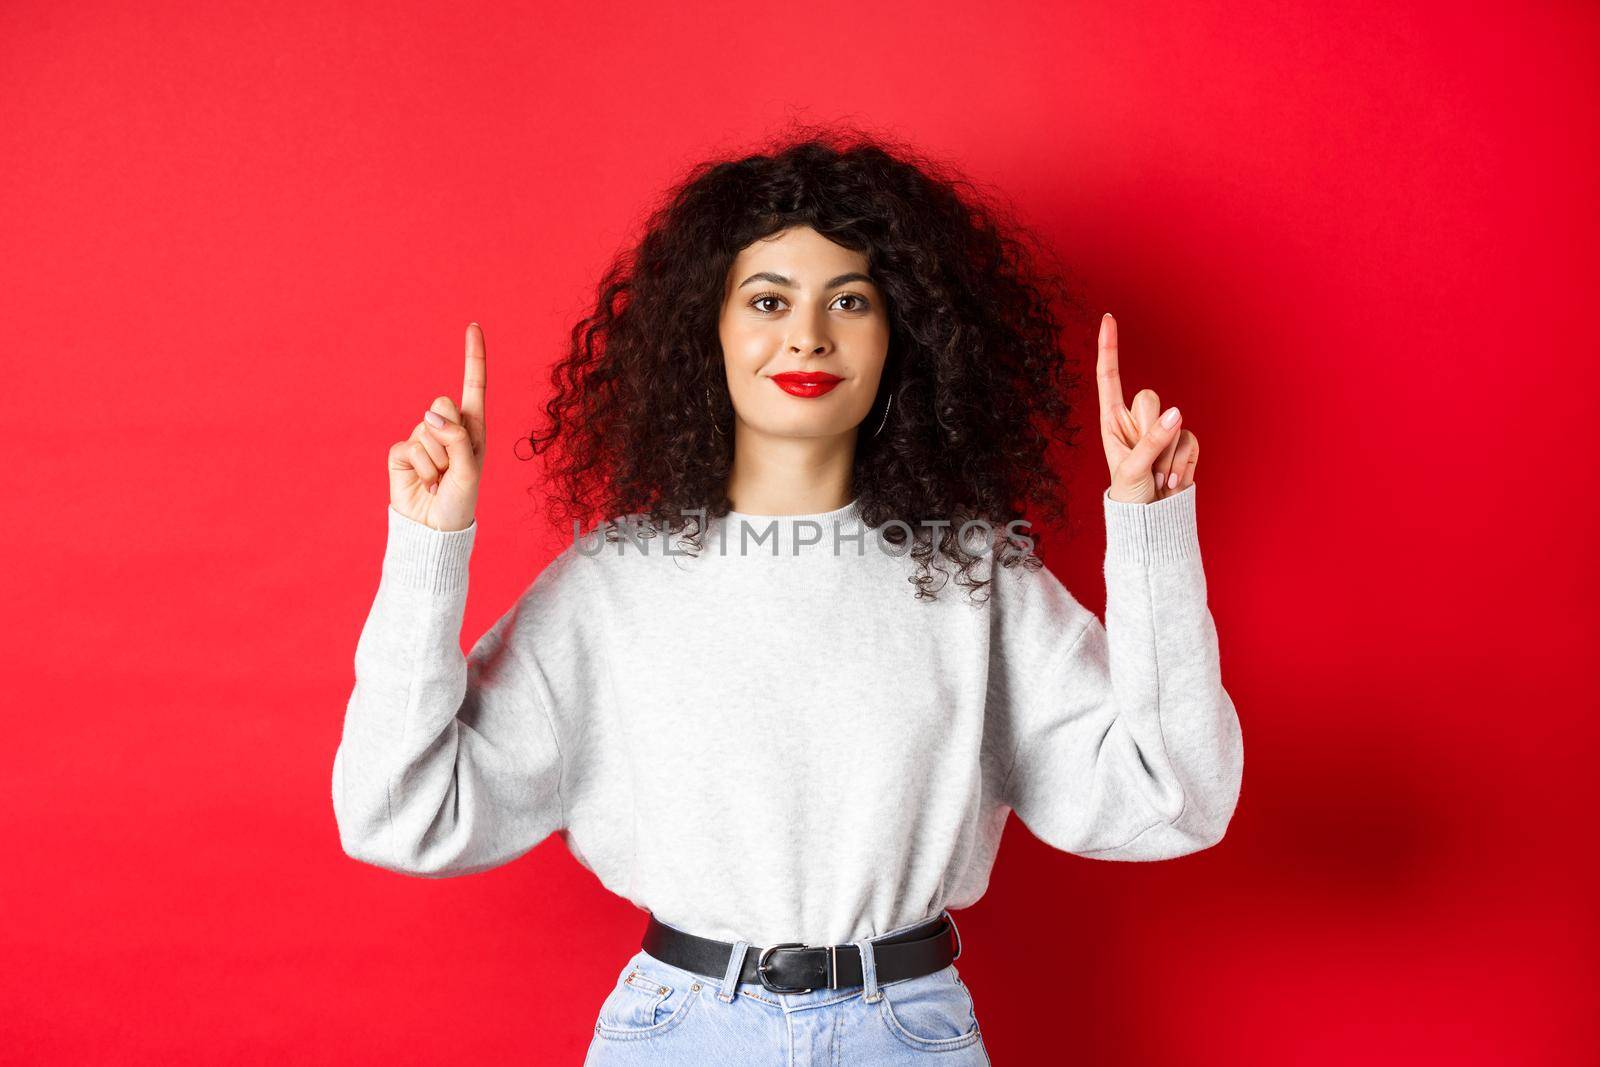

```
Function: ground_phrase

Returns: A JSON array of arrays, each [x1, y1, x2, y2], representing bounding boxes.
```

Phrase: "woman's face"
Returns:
[[718, 225, 890, 441]]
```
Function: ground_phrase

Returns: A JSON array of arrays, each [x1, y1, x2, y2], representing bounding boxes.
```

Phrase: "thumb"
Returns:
[[424, 411, 480, 486], [1126, 406, 1182, 471]]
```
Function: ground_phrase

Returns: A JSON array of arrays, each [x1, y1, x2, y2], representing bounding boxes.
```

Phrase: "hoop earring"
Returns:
[[706, 385, 725, 437], [871, 393, 893, 439]]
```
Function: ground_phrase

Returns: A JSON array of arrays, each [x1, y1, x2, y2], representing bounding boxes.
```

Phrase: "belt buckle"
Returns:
[[756, 942, 828, 994]]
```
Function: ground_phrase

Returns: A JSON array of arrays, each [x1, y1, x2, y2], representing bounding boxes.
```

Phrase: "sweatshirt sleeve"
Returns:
[[997, 483, 1244, 860], [330, 505, 570, 878]]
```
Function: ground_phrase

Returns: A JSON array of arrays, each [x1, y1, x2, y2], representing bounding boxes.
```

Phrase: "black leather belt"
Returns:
[[640, 909, 963, 995]]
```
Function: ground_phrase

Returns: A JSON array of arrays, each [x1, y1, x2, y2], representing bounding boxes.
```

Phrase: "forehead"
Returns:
[[728, 225, 870, 276]]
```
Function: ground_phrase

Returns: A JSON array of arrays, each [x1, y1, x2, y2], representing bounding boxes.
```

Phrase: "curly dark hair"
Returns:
[[518, 121, 1093, 601]]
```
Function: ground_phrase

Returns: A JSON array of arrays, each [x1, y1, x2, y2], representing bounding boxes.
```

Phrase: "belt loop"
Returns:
[[718, 940, 749, 1003], [944, 908, 963, 961], [850, 934, 881, 1003]]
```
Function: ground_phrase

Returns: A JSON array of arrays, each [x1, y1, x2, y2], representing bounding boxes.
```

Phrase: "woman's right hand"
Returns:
[[387, 323, 487, 532]]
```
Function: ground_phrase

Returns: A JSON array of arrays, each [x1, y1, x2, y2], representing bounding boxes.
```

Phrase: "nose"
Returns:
[[786, 305, 833, 357], [787, 332, 831, 357]]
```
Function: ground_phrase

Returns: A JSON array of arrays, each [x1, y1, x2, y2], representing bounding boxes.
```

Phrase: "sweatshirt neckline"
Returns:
[[723, 496, 861, 524]]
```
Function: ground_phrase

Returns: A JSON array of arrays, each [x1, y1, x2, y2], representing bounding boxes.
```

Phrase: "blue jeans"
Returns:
[[583, 910, 990, 1065]]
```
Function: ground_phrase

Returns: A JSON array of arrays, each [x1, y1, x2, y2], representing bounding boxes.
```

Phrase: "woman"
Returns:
[[331, 128, 1244, 1065]]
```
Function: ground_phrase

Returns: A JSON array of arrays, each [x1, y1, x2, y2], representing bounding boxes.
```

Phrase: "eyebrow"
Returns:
[[736, 271, 877, 291]]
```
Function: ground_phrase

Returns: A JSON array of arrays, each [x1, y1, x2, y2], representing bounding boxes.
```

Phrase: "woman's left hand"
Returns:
[[1097, 313, 1200, 504]]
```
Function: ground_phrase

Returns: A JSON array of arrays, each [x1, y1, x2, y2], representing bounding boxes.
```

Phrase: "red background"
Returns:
[[3, 2, 1595, 1063]]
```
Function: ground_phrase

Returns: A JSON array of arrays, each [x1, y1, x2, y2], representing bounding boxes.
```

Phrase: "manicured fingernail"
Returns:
[[1168, 472, 1179, 489], [425, 410, 445, 428], [1161, 407, 1179, 428]]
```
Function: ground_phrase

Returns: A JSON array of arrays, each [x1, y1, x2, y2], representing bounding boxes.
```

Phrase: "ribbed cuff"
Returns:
[[381, 505, 477, 594], [1103, 483, 1200, 564]]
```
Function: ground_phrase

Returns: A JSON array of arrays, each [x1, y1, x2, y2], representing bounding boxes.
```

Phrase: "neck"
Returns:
[[724, 426, 858, 516]]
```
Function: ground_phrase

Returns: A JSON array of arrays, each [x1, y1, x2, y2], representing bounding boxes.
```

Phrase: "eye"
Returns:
[[748, 292, 873, 314]]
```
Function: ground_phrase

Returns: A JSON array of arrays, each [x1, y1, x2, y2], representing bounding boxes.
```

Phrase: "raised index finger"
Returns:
[[461, 322, 487, 452], [1096, 313, 1128, 430]]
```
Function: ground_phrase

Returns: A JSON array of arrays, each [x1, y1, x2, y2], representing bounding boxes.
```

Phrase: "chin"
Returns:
[[748, 414, 852, 439]]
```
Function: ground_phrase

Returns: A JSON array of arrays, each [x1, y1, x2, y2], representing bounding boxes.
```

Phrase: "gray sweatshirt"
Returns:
[[331, 483, 1243, 947]]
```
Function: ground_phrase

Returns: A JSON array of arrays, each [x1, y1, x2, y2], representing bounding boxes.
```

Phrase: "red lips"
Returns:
[[771, 372, 843, 398]]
